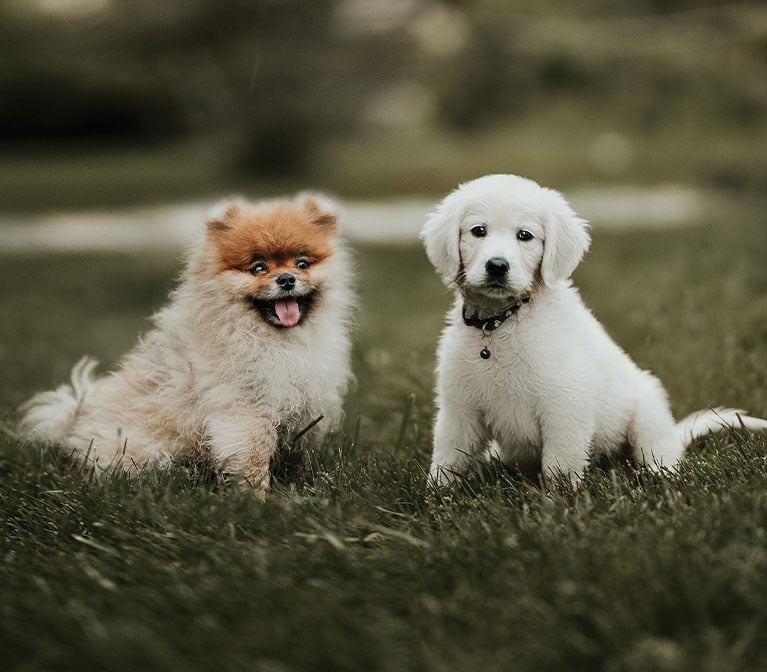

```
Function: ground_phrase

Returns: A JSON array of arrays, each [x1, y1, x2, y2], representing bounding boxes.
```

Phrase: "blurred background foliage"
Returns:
[[1, 0, 766, 206]]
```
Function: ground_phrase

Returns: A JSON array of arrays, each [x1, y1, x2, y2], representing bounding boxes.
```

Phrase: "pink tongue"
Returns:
[[274, 299, 301, 327]]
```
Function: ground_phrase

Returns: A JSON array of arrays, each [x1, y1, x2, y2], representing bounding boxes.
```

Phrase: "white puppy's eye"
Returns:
[[249, 261, 267, 275], [517, 230, 534, 242], [470, 225, 487, 238], [296, 259, 311, 270]]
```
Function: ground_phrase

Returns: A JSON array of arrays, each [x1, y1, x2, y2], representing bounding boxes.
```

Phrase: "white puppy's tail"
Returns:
[[18, 357, 99, 443], [676, 407, 767, 446]]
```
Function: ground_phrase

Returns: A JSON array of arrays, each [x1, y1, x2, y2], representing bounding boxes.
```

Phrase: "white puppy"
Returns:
[[421, 174, 767, 486]]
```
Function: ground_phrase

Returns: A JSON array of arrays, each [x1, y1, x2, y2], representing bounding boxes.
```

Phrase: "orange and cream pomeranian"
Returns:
[[18, 194, 355, 494]]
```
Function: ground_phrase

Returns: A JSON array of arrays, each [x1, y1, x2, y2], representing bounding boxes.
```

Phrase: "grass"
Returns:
[[2, 100, 766, 213], [0, 144, 304, 214], [316, 105, 767, 198], [2, 201, 767, 671]]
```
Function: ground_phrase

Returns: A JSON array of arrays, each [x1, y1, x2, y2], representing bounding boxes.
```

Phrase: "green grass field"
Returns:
[[2, 202, 767, 671]]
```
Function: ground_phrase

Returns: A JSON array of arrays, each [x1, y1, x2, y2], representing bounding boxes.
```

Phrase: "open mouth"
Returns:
[[248, 292, 318, 329]]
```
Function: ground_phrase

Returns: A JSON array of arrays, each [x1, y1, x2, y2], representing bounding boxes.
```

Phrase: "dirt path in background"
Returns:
[[0, 185, 706, 253]]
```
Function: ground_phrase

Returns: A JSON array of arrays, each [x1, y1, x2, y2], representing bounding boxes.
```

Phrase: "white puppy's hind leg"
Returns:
[[627, 377, 684, 472], [429, 404, 487, 486]]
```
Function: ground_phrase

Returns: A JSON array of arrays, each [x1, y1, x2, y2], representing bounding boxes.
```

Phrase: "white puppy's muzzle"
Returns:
[[464, 245, 532, 299]]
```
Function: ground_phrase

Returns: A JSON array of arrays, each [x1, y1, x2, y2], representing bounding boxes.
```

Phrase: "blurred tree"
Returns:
[[423, 0, 767, 138], [0, 0, 411, 174], [434, 21, 525, 130], [1, 0, 765, 187]]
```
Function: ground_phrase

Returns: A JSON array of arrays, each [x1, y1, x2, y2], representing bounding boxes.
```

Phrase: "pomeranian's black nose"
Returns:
[[485, 257, 510, 277], [276, 273, 296, 290]]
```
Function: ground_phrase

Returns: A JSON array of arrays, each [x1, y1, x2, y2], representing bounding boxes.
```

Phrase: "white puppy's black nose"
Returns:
[[276, 273, 296, 290], [485, 257, 510, 278]]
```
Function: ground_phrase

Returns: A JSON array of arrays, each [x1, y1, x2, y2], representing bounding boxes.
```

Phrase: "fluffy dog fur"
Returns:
[[422, 174, 767, 486], [18, 194, 354, 494]]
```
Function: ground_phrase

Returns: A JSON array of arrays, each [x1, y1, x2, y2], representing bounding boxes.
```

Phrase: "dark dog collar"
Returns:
[[461, 296, 530, 332], [462, 296, 530, 359]]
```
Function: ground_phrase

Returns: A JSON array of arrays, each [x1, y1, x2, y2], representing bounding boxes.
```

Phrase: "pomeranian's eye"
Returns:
[[470, 225, 487, 238], [517, 229, 534, 242], [249, 261, 267, 275], [296, 259, 311, 270]]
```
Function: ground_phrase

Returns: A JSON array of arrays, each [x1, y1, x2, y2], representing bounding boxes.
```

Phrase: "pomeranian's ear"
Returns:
[[540, 190, 590, 285], [421, 196, 463, 287], [298, 192, 338, 229], [206, 199, 244, 234]]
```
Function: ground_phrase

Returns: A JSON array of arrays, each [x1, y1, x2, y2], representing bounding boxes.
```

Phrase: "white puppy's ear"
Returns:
[[421, 201, 463, 286], [540, 191, 590, 285]]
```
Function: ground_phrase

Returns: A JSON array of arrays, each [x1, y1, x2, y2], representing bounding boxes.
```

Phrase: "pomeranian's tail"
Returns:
[[676, 407, 767, 446], [18, 357, 99, 443]]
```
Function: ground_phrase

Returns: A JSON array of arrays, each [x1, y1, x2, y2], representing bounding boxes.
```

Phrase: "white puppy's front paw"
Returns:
[[428, 463, 463, 488]]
